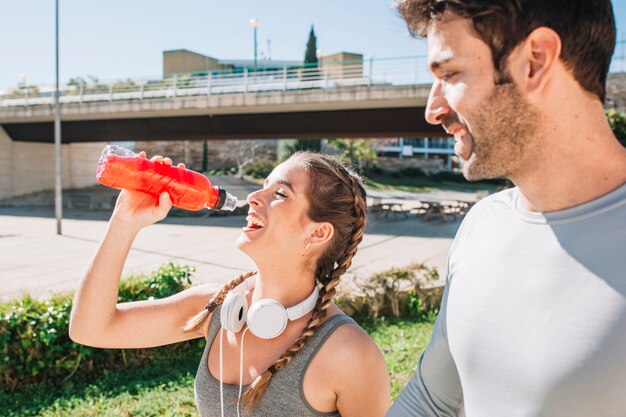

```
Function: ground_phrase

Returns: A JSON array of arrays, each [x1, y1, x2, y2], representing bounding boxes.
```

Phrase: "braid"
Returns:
[[329, 170, 367, 282], [240, 159, 368, 411], [183, 271, 256, 333]]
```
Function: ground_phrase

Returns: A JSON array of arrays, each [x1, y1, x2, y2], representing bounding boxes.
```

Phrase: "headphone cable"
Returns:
[[237, 328, 250, 417], [220, 326, 250, 417]]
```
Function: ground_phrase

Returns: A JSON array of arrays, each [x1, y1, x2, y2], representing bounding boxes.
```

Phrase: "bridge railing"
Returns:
[[5, 51, 626, 109], [0, 56, 434, 108]]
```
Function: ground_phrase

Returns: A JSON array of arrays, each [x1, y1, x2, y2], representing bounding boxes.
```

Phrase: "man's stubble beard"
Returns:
[[462, 82, 541, 182]]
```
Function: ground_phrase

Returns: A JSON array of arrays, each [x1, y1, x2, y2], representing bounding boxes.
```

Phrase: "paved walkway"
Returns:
[[0, 179, 482, 301]]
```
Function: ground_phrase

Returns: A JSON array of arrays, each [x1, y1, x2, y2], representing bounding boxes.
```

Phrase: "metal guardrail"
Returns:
[[0, 56, 434, 108]]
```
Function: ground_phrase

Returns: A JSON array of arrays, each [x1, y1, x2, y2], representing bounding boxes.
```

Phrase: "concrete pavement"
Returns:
[[0, 207, 462, 301], [0, 179, 480, 301]]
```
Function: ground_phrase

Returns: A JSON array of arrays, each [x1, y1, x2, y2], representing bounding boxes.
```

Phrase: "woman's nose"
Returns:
[[247, 190, 263, 207], [425, 80, 451, 125]]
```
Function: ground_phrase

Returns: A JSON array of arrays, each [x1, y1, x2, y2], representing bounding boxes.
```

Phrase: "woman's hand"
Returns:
[[110, 152, 186, 231]]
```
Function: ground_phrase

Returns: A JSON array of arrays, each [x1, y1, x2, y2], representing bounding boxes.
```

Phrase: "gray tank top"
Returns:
[[194, 307, 356, 417]]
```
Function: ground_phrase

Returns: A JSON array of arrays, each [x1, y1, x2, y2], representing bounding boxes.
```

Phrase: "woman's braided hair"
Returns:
[[184, 151, 368, 411]]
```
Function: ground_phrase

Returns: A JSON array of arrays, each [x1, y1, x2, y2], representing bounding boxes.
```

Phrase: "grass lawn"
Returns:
[[242, 173, 501, 194], [1, 317, 435, 417], [364, 174, 500, 193]]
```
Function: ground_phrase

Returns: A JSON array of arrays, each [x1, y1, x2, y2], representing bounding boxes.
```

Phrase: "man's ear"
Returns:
[[512, 26, 561, 96], [308, 222, 334, 248]]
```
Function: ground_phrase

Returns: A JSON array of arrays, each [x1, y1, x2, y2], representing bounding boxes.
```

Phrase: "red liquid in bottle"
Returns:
[[96, 146, 237, 211]]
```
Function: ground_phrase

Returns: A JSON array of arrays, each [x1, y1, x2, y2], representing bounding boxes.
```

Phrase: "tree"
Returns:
[[277, 139, 322, 161], [326, 138, 377, 175], [277, 140, 297, 162], [304, 25, 318, 67], [231, 140, 266, 178], [294, 139, 321, 152], [606, 109, 626, 148]]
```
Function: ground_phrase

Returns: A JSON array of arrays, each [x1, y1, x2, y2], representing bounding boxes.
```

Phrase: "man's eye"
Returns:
[[441, 71, 457, 82], [274, 191, 287, 198]]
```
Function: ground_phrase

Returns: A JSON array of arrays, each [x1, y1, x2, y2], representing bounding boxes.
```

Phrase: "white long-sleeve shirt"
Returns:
[[388, 183, 626, 417]]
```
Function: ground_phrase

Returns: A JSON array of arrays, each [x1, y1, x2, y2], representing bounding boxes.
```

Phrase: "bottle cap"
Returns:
[[214, 187, 238, 211], [221, 192, 238, 211]]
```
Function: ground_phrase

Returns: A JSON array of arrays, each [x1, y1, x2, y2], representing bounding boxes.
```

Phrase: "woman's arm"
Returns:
[[69, 156, 213, 348]]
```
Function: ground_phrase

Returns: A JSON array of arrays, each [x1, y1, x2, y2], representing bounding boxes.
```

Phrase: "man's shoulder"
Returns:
[[447, 187, 518, 254], [465, 186, 517, 217]]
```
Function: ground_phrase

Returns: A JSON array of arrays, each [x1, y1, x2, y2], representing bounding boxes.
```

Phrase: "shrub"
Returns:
[[399, 166, 427, 178], [207, 167, 236, 176], [0, 263, 195, 391], [430, 171, 466, 182], [243, 159, 276, 179], [369, 165, 384, 175], [607, 109, 626, 148], [336, 263, 442, 321]]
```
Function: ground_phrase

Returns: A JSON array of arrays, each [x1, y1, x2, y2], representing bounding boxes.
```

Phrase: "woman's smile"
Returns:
[[243, 213, 267, 233]]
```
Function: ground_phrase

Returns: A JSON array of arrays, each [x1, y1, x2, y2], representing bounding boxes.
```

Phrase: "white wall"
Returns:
[[69, 142, 107, 188], [0, 128, 106, 199]]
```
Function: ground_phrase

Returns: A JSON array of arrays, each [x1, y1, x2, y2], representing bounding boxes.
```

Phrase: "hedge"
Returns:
[[1, 262, 442, 391], [0, 263, 196, 391]]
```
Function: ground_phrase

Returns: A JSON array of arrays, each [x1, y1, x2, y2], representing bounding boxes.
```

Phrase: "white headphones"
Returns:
[[220, 276, 319, 339]]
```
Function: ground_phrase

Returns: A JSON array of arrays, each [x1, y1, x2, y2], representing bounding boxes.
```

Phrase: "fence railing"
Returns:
[[4, 51, 626, 109], [0, 56, 434, 108]]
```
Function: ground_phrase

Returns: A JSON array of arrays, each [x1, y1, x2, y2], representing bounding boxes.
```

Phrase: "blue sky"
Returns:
[[2, 0, 626, 88]]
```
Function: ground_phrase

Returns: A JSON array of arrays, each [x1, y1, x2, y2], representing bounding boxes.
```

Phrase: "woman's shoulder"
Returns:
[[320, 306, 385, 369], [312, 306, 390, 413]]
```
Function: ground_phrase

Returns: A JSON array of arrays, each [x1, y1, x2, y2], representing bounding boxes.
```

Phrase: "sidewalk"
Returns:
[[0, 208, 461, 302], [0, 180, 477, 301]]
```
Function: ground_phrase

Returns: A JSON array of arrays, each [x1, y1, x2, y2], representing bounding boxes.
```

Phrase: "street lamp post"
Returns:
[[54, 0, 63, 235], [249, 18, 259, 70]]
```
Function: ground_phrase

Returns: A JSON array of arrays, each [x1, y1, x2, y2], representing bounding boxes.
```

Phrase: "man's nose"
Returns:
[[424, 80, 450, 125]]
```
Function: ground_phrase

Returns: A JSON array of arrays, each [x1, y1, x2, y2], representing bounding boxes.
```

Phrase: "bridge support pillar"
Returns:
[[0, 127, 14, 200]]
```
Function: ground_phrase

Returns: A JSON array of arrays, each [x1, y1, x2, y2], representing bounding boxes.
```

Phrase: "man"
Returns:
[[387, 1, 626, 416]]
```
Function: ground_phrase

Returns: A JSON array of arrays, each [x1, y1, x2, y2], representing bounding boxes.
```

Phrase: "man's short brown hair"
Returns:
[[396, 0, 616, 101]]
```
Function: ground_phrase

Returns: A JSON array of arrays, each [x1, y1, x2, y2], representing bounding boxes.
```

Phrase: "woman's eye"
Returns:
[[274, 191, 287, 198]]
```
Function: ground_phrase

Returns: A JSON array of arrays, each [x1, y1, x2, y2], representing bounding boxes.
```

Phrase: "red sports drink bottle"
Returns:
[[96, 145, 237, 211]]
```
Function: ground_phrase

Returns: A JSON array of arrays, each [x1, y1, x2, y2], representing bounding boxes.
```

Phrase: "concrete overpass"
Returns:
[[0, 57, 446, 143], [0, 84, 441, 143]]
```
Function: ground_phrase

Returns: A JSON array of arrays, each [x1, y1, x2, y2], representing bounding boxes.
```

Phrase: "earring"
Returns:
[[305, 241, 312, 250]]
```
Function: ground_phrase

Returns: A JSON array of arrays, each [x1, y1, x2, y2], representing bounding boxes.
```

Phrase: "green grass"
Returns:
[[1, 318, 435, 416], [364, 174, 499, 193], [0, 356, 201, 417], [366, 317, 436, 399]]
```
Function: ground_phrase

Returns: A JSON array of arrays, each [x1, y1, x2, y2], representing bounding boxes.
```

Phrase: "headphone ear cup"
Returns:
[[220, 292, 248, 333], [246, 299, 288, 339]]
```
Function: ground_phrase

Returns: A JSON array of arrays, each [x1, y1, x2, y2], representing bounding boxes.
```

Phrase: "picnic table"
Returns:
[[369, 199, 409, 219], [419, 201, 457, 223]]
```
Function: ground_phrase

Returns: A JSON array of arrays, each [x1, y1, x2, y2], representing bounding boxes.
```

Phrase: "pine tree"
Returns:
[[299, 25, 322, 152], [304, 25, 318, 67]]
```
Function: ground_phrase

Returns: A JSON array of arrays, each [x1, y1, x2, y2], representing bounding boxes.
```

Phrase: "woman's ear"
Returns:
[[307, 222, 334, 248], [514, 26, 561, 96]]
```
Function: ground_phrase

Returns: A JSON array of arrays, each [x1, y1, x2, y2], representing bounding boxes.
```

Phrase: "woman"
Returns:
[[69, 151, 390, 416]]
